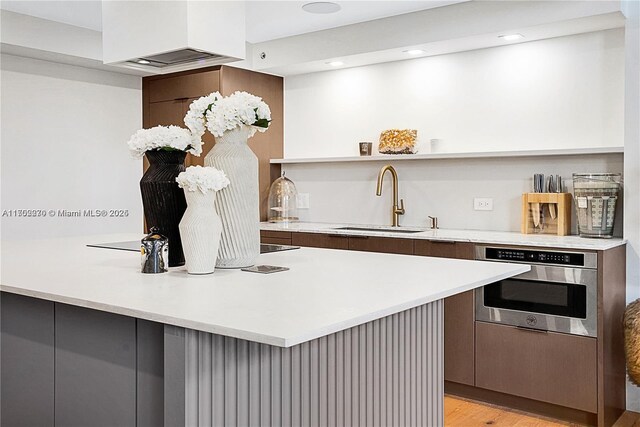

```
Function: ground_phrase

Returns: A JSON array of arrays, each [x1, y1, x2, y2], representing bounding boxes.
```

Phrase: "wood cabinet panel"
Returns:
[[347, 236, 414, 255], [444, 291, 475, 386], [291, 232, 349, 250], [260, 230, 292, 240], [475, 321, 597, 413], [414, 240, 475, 259], [148, 71, 220, 103], [598, 245, 626, 427], [260, 230, 293, 246], [148, 99, 186, 126], [414, 240, 475, 385]]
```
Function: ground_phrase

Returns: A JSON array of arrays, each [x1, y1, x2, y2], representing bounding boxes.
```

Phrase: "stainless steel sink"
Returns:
[[334, 226, 428, 234]]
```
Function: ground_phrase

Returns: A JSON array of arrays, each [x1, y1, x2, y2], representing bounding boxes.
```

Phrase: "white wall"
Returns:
[[284, 154, 623, 233], [1, 54, 143, 240], [622, 0, 640, 412], [284, 29, 624, 158]]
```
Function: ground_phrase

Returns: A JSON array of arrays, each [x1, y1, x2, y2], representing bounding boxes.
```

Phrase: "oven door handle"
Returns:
[[507, 265, 597, 287], [515, 325, 549, 334]]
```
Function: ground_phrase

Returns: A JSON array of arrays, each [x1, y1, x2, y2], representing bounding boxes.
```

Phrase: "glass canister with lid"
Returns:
[[267, 172, 299, 223], [572, 173, 621, 238]]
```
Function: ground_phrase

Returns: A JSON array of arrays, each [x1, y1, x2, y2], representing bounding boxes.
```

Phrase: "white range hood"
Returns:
[[102, 1, 245, 74]]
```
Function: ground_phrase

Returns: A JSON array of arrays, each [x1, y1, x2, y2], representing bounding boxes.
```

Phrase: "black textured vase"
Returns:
[[140, 150, 187, 267]]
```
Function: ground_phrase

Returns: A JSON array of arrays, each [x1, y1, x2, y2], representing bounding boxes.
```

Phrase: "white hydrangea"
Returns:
[[176, 165, 230, 194], [184, 92, 222, 144], [126, 125, 201, 159], [184, 91, 271, 139]]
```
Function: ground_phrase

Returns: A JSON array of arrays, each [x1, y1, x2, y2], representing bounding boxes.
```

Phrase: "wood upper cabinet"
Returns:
[[475, 321, 598, 413], [147, 71, 221, 103], [415, 240, 476, 386], [143, 66, 283, 220]]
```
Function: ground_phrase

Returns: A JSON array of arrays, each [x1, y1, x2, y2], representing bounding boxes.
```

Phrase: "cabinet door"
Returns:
[[55, 304, 137, 427], [147, 98, 216, 167], [291, 232, 349, 250], [1, 293, 55, 427], [148, 70, 220, 103], [442, 291, 475, 385], [475, 321, 597, 412], [415, 240, 476, 385], [414, 240, 474, 259], [148, 99, 185, 127], [260, 230, 292, 246], [347, 236, 414, 254]]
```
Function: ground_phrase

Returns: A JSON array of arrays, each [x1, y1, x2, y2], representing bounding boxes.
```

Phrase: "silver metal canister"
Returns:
[[141, 227, 169, 273]]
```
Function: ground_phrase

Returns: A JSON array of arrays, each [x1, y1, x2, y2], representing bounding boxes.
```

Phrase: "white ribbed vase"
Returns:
[[204, 125, 260, 268], [179, 190, 222, 275]]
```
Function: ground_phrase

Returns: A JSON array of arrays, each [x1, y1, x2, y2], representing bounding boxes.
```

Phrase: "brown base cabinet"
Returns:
[[260, 230, 292, 246], [475, 321, 598, 413]]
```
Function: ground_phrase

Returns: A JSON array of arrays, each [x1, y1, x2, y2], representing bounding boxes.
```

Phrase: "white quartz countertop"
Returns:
[[260, 222, 626, 251], [1, 234, 528, 347]]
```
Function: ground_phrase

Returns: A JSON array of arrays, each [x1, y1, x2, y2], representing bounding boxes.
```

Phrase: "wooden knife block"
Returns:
[[521, 193, 572, 236]]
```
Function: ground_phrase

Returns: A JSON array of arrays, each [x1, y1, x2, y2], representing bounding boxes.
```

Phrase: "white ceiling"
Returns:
[[0, 1, 103, 31], [0, 0, 467, 43], [243, 1, 467, 43]]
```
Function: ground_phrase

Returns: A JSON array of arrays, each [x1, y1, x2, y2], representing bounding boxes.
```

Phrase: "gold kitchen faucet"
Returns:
[[376, 165, 405, 227]]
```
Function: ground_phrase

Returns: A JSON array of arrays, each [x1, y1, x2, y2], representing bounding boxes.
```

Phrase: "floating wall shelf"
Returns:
[[270, 147, 624, 165]]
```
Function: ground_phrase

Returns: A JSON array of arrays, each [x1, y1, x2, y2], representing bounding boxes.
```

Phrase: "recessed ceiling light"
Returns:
[[137, 59, 150, 64], [499, 34, 524, 42], [404, 49, 426, 55], [326, 61, 344, 67], [302, 2, 341, 14]]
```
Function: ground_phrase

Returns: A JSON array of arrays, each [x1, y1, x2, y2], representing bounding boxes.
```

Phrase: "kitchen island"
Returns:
[[0, 234, 528, 427]]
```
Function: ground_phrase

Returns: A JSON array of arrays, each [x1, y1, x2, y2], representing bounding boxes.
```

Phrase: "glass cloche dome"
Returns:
[[268, 172, 299, 223]]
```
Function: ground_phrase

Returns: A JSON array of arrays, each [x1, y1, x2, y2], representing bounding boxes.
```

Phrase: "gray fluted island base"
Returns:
[[164, 301, 444, 427]]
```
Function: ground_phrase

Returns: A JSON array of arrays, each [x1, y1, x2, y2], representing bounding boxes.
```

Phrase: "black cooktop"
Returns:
[[87, 241, 299, 254]]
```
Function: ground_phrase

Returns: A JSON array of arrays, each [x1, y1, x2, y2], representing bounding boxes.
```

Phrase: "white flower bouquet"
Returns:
[[176, 165, 230, 194], [127, 125, 202, 159], [184, 91, 272, 140]]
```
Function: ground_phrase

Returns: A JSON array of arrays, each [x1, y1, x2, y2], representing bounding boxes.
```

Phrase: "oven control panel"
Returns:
[[484, 248, 585, 267]]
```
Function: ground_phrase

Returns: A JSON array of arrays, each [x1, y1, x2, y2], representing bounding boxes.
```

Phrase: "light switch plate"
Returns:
[[474, 198, 493, 211], [297, 193, 310, 209]]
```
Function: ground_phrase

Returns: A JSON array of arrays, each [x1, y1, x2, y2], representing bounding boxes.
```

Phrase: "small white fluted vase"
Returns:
[[204, 125, 260, 268], [179, 190, 223, 274]]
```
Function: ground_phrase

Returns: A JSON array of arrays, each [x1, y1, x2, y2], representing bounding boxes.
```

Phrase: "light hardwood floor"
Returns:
[[445, 396, 640, 427], [445, 395, 578, 426]]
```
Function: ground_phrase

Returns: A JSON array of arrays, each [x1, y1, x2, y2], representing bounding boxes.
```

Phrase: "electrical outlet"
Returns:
[[297, 193, 310, 209], [474, 198, 493, 211]]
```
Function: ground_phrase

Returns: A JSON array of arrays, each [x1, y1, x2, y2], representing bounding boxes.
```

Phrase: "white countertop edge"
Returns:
[[1, 263, 528, 347], [0, 284, 287, 347], [281, 264, 529, 347]]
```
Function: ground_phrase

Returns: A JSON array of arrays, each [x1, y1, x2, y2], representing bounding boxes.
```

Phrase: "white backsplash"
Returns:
[[283, 154, 624, 236]]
